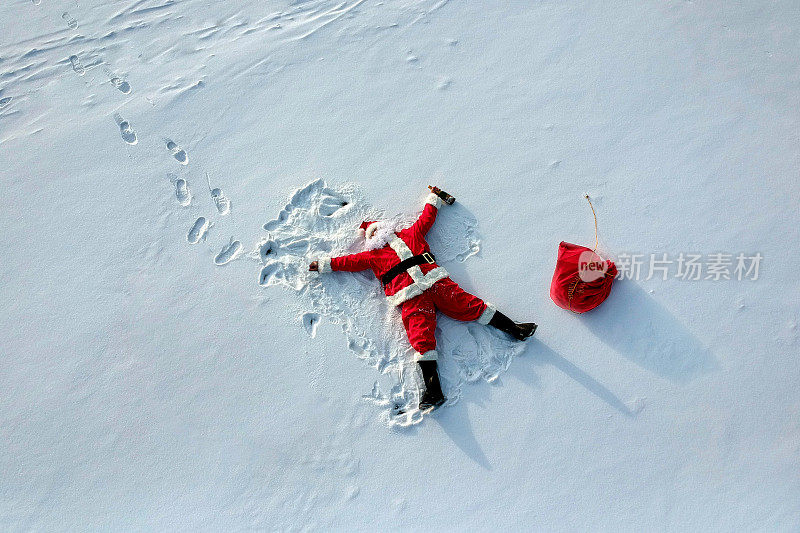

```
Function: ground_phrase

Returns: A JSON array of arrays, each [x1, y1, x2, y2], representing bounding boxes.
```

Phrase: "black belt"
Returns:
[[381, 252, 436, 286]]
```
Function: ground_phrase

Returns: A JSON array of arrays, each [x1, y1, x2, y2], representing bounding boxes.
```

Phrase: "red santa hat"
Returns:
[[358, 220, 378, 239]]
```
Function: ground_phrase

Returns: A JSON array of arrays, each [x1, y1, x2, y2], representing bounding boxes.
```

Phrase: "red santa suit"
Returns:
[[317, 193, 496, 361]]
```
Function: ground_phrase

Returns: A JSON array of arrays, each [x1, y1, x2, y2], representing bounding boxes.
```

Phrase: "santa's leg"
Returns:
[[431, 278, 537, 340], [401, 294, 445, 411]]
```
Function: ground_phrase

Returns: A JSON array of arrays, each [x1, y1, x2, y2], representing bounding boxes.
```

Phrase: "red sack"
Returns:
[[550, 242, 617, 313]]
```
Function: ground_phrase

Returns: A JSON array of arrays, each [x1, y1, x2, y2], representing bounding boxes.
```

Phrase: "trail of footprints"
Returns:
[[26, 1, 372, 289], [180, 169, 234, 262], [161, 142, 236, 263], [47, 2, 238, 267], [10, 3, 235, 267], [56, 0, 237, 266], [161, 139, 235, 260]]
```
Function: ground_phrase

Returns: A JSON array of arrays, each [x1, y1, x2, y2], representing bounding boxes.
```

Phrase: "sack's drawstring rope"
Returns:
[[567, 194, 603, 313], [585, 194, 599, 253]]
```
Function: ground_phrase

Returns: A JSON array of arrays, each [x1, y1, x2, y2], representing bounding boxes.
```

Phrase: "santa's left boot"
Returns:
[[417, 360, 446, 412], [489, 311, 537, 341]]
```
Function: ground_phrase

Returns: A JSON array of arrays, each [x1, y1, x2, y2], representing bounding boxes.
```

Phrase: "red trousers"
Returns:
[[400, 278, 487, 358]]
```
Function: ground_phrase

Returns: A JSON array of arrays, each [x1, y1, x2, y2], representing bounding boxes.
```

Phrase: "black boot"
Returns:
[[489, 311, 537, 341], [417, 360, 446, 412]]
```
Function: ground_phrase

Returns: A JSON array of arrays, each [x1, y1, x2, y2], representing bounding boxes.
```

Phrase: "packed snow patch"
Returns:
[[256, 179, 524, 424]]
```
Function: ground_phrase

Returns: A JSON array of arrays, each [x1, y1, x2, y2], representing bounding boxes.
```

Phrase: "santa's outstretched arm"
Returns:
[[409, 191, 444, 237], [310, 250, 373, 273]]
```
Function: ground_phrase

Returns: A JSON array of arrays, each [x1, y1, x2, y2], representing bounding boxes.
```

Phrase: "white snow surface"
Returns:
[[1, 0, 799, 530]]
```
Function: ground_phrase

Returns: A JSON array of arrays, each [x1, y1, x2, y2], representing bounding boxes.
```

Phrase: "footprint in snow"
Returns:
[[69, 55, 85, 76], [214, 239, 242, 265], [302, 312, 320, 337], [174, 178, 191, 206], [187, 217, 210, 244], [166, 139, 188, 165], [103, 67, 131, 94], [111, 77, 131, 94], [258, 239, 277, 262], [259, 263, 282, 286], [318, 194, 349, 217], [211, 188, 230, 215], [114, 114, 137, 145], [62, 12, 78, 30], [204, 173, 230, 215], [32, 0, 41, 5], [0, 97, 11, 108]]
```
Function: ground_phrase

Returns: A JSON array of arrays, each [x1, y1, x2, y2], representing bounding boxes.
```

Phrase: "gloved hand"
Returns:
[[428, 185, 455, 205]]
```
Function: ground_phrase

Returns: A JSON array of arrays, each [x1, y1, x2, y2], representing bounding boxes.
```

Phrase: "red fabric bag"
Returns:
[[550, 241, 617, 313]]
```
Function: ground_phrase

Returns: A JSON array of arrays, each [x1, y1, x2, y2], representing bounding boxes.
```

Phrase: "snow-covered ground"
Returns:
[[2, 0, 799, 530]]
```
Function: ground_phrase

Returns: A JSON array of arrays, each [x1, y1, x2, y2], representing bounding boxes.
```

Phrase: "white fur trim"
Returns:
[[388, 238, 426, 285], [385, 235, 449, 306], [425, 193, 443, 209], [416, 349, 438, 361], [408, 265, 424, 284], [387, 284, 423, 306], [317, 257, 332, 273], [386, 266, 450, 306], [357, 228, 366, 237], [363, 220, 402, 251], [388, 236, 414, 260], [477, 303, 496, 325]]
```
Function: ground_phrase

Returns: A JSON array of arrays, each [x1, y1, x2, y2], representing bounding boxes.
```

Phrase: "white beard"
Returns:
[[362, 220, 402, 251]]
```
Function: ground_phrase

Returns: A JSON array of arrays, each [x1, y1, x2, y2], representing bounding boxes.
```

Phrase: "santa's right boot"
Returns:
[[417, 360, 446, 412], [489, 311, 537, 341]]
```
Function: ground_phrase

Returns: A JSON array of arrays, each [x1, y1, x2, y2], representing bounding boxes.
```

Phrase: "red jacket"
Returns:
[[318, 193, 450, 306]]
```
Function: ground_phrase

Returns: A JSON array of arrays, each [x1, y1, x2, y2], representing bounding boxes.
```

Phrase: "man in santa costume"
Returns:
[[309, 188, 537, 412]]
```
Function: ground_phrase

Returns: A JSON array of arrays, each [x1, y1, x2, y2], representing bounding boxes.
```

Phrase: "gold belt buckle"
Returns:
[[422, 252, 435, 264]]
